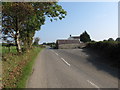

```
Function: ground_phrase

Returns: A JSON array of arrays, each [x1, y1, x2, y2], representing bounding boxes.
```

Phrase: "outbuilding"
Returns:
[[56, 39, 81, 49]]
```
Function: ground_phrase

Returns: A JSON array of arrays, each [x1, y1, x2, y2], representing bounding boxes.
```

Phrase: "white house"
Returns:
[[68, 35, 80, 41]]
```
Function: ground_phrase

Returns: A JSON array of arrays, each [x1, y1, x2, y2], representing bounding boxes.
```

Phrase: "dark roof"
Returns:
[[56, 40, 80, 45], [71, 36, 80, 39]]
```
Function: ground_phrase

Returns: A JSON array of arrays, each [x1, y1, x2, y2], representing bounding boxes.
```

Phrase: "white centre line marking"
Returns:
[[51, 50, 58, 55], [87, 80, 100, 88], [61, 58, 71, 66], [55, 53, 58, 56]]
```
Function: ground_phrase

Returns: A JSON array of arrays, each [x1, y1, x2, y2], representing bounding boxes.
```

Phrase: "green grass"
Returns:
[[2, 47, 43, 88], [0, 45, 2, 53], [16, 47, 42, 88], [2, 46, 17, 54]]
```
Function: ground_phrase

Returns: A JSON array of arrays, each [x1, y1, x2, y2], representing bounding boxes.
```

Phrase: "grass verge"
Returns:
[[2, 47, 43, 88], [16, 47, 42, 88]]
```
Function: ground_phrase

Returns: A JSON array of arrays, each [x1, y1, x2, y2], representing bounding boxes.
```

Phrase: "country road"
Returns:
[[26, 48, 118, 88]]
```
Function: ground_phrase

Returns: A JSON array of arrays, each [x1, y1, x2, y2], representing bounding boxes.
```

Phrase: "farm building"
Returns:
[[56, 39, 81, 49], [56, 35, 86, 49], [68, 35, 80, 41]]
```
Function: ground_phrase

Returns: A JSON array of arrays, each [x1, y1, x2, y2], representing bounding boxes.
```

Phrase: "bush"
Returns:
[[86, 41, 120, 63]]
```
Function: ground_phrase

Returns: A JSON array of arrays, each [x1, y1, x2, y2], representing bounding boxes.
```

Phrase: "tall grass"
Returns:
[[2, 47, 43, 88], [17, 47, 42, 88]]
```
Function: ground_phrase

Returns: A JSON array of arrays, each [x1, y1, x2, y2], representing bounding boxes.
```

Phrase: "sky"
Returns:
[[35, 2, 118, 44]]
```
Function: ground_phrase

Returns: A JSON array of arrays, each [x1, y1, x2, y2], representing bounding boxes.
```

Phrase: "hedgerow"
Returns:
[[86, 41, 120, 64]]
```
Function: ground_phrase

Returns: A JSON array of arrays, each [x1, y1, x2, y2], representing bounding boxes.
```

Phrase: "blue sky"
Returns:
[[35, 2, 118, 44]]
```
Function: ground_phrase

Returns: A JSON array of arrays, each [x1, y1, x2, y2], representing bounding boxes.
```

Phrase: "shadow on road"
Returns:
[[81, 48, 119, 80]]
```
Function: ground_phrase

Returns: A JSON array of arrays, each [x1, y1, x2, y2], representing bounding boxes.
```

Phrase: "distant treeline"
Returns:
[[2, 43, 16, 47], [86, 41, 120, 65], [42, 42, 56, 48]]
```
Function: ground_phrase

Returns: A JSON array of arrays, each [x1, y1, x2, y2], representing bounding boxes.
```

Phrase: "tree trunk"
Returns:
[[27, 29, 34, 50], [17, 31, 22, 53], [15, 30, 22, 53], [15, 15, 22, 53]]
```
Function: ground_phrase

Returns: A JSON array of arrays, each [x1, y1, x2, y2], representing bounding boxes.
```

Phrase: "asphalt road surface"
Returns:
[[27, 48, 118, 88]]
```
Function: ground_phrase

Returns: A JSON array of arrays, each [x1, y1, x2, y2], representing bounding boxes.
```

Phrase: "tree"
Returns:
[[116, 37, 120, 42], [103, 39, 107, 42], [43, 42, 47, 45], [80, 31, 91, 43], [33, 37, 40, 45], [2, 2, 67, 53], [2, 2, 34, 53], [108, 38, 114, 41]]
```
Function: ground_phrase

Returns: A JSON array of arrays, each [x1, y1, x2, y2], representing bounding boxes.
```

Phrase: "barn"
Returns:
[[56, 39, 81, 49]]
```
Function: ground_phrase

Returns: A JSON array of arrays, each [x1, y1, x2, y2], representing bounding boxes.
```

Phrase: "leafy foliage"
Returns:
[[33, 37, 40, 45], [116, 37, 120, 42], [86, 41, 120, 66], [2, 2, 67, 52], [108, 38, 114, 41], [80, 31, 91, 43]]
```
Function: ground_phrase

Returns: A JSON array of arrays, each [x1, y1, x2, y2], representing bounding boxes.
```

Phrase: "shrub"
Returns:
[[86, 41, 120, 62]]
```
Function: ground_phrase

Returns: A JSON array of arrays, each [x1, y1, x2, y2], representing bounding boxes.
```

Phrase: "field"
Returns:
[[2, 46, 17, 54]]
